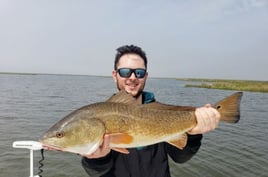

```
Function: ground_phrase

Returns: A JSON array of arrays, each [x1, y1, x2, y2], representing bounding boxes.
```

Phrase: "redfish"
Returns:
[[39, 91, 242, 155]]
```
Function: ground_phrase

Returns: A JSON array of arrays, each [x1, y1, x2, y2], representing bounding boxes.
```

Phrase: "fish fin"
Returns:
[[106, 90, 138, 105], [109, 133, 133, 144], [213, 92, 243, 123], [167, 133, 188, 150], [112, 147, 130, 154]]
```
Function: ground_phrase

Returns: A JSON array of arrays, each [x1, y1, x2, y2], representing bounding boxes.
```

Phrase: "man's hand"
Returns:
[[188, 104, 220, 135], [83, 134, 111, 159]]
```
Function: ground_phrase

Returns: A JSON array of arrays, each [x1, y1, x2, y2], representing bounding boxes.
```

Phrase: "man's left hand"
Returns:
[[188, 104, 220, 135]]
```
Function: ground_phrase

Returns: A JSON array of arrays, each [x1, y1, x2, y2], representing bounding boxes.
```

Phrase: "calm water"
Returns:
[[0, 74, 267, 177]]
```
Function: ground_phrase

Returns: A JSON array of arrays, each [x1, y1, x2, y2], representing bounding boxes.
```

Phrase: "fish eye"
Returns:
[[56, 132, 64, 138]]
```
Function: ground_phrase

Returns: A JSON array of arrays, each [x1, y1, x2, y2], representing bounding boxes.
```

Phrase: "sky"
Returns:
[[0, 0, 268, 81]]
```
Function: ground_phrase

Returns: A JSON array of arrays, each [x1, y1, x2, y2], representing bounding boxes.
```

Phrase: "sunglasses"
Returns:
[[117, 68, 147, 78]]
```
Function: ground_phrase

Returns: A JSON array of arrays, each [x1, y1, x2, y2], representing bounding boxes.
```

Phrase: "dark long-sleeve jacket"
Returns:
[[81, 92, 203, 177]]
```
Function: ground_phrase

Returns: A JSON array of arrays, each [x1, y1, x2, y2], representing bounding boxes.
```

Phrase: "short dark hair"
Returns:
[[114, 45, 147, 70]]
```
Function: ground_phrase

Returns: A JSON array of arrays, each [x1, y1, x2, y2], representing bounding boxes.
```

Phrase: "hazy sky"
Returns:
[[1, 0, 268, 80]]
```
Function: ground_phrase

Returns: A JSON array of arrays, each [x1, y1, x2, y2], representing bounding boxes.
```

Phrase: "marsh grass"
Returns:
[[178, 78, 268, 93]]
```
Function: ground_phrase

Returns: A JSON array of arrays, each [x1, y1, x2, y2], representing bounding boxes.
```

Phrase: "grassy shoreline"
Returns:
[[1, 72, 267, 93], [177, 78, 268, 93]]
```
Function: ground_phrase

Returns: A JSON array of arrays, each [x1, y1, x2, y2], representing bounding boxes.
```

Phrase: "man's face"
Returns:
[[112, 54, 148, 97]]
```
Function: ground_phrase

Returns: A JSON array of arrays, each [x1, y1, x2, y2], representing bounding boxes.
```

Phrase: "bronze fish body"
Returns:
[[39, 91, 242, 155]]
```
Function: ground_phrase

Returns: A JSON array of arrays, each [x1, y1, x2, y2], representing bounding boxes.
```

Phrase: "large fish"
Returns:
[[39, 91, 242, 155]]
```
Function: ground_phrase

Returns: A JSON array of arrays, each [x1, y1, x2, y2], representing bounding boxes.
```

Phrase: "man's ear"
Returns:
[[112, 70, 117, 83]]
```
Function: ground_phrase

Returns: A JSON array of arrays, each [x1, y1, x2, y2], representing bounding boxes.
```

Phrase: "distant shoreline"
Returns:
[[177, 78, 268, 93], [1, 72, 267, 93], [0, 72, 38, 75], [0, 72, 110, 78]]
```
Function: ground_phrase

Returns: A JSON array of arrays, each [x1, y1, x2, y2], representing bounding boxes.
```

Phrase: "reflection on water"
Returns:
[[0, 74, 267, 177]]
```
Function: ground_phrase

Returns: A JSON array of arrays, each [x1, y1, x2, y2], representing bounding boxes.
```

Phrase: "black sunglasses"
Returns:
[[117, 68, 147, 78]]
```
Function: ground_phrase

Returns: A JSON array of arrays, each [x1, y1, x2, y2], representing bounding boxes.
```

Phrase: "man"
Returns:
[[81, 45, 220, 177]]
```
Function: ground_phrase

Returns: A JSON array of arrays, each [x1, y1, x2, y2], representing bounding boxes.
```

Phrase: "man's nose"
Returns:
[[129, 72, 136, 79]]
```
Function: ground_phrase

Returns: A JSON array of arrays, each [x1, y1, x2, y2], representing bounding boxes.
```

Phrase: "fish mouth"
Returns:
[[40, 143, 63, 152]]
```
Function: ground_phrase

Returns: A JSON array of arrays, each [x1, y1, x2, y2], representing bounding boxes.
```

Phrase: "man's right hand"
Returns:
[[83, 134, 111, 159]]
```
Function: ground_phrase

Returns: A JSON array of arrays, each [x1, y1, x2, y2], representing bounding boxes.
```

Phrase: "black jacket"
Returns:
[[81, 92, 202, 177]]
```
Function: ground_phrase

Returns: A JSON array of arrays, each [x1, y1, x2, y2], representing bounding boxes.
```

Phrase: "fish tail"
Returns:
[[213, 92, 243, 123]]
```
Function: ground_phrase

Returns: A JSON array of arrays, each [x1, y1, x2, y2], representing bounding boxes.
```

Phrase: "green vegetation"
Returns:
[[177, 78, 268, 93]]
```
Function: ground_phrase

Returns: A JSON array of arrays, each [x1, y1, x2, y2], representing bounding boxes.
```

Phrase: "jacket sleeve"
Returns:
[[81, 152, 113, 177], [166, 134, 203, 163]]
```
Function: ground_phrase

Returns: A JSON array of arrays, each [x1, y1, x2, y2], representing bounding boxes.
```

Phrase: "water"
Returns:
[[0, 74, 267, 177]]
